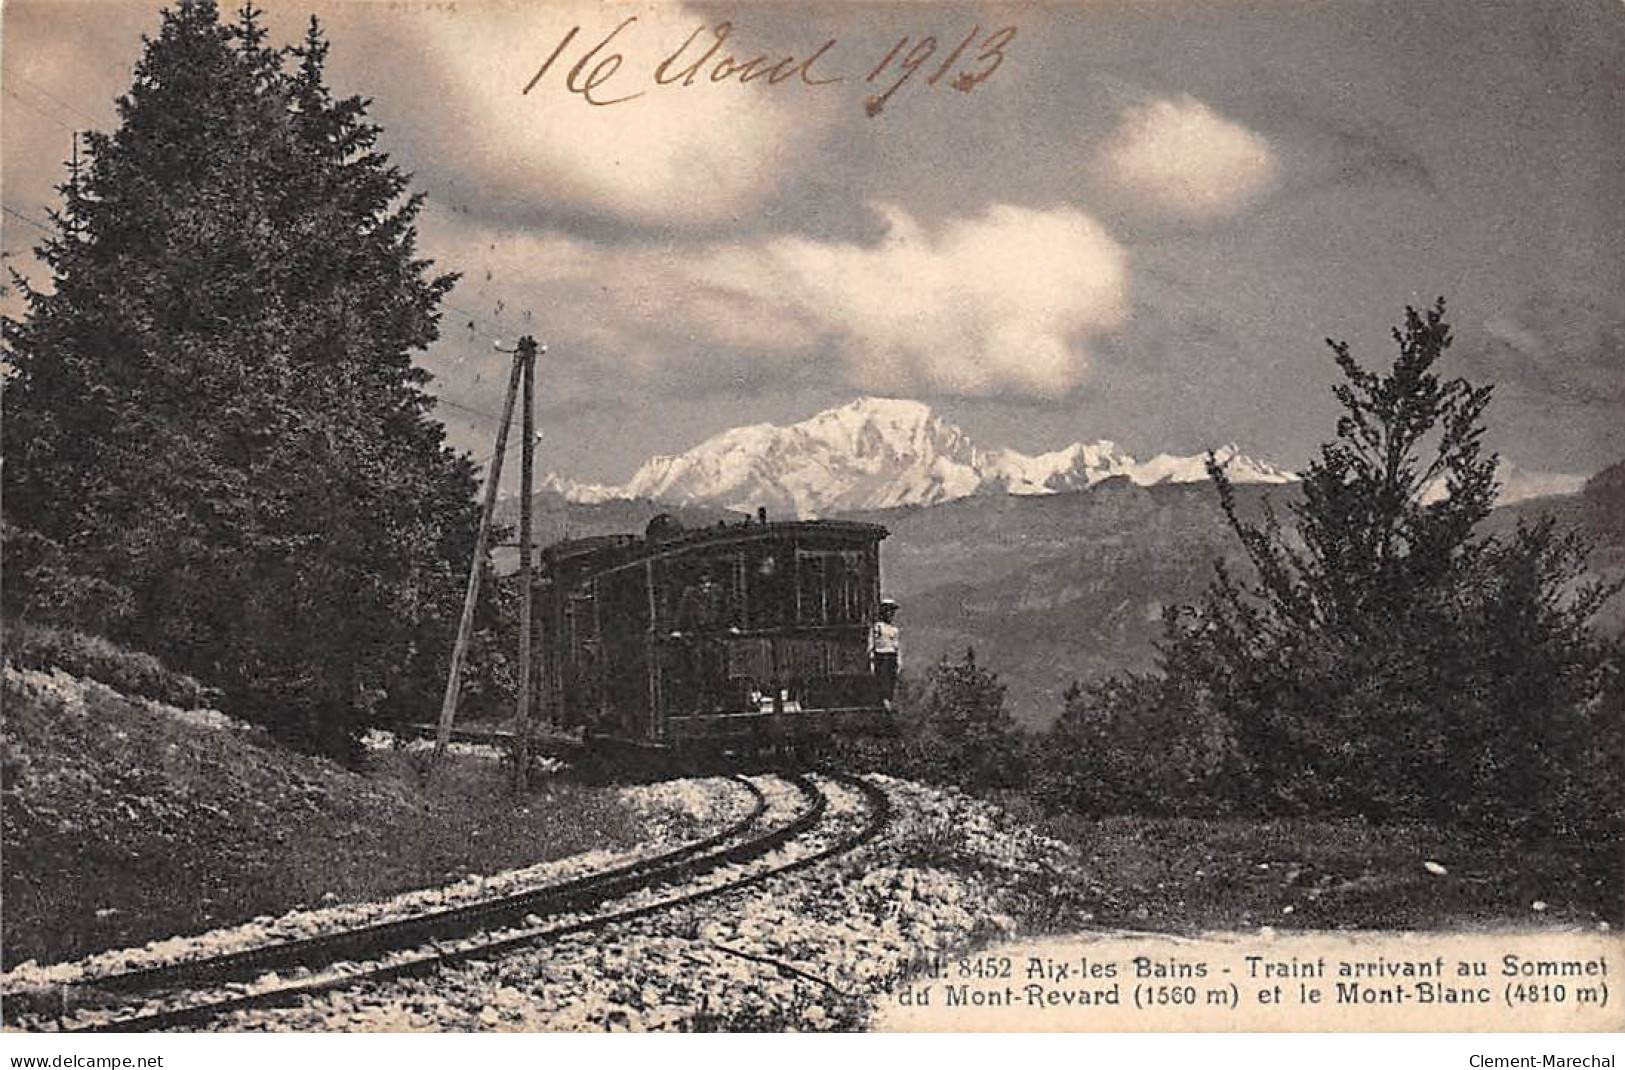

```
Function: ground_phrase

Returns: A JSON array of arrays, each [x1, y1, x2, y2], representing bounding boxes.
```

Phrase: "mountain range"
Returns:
[[541, 397, 1296, 518]]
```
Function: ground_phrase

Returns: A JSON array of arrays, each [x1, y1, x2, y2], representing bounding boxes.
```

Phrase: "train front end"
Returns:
[[536, 518, 896, 755]]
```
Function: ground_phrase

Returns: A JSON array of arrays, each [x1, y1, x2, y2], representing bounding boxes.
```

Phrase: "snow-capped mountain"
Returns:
[[544, 397, 1296, 518], [535, 471, 622, 505], [981, 439, 1140, 495], [621, 398, 989, 516], [1123, 444, 1297, 488]]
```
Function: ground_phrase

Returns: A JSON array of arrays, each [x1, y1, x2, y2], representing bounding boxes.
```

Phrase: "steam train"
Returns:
[[533, 513, 895, 755]]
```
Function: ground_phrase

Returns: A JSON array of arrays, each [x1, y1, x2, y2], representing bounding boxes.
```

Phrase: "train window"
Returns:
[[796, 550, 867, 625], [831, 550, 864, 622], [564, 588, 598, 673], [598, 566, 649, 637], [661, 554, 740, 631], [797, 552, 826, 624]]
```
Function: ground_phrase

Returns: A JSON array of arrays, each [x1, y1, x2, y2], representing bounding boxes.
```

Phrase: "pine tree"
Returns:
[[3, 1, 479, 756], [1167, 300, 1620, 831]]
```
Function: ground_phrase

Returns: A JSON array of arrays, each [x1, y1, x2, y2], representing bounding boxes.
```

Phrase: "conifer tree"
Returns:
[[3, 1, 479, 756], [1166, 300, 1620, 831]]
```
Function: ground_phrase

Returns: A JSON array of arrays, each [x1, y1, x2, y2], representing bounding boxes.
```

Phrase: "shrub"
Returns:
[[880, 650, 1029, 794], [1032, 670, 1237, 818], [2, 618, 211, 709], [1164, 300, 1621, 835]]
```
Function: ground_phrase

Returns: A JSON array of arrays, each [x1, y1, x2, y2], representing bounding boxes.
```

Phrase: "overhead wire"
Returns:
[[7, 70, 106, 127], [3, 82, 80, 246], [3, 203, 54, 234], [432, 286, 536, 457], [434, 394, 504, 422], [3, 86, 80, 133]]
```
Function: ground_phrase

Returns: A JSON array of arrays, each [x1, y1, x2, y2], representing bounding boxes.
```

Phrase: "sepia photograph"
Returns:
[[2, 0, 1622, 1043]]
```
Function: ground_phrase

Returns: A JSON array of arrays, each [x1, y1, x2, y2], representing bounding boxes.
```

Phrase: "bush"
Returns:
[[2, 618, 211, 709], [874, 650, 1029, 794], [1028, 303, 1622, 841], [1032, 670, 1237, 818], [1584, 647, 1625, 837]]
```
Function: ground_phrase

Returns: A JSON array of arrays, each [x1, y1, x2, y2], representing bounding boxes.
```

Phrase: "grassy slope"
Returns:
[[1, 667, 638, 968], [1033, 811, 1622, 932]]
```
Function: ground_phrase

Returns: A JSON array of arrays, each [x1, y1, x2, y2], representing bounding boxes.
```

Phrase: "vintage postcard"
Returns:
[[1, 0, 1621, 1041]]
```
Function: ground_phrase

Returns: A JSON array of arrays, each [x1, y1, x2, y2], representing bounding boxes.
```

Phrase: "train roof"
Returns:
[[539, 517, 888, 579]]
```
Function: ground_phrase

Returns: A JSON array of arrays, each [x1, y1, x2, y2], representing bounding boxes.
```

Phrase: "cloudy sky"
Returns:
[[4, 0, 1622, 491]]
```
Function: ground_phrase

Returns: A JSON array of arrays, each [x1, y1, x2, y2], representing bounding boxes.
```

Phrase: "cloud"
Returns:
[[425, 201, 1129, 401], [1468, 299, 1625, 406], [741, 203, 1128, 396], [405, 3, 835, 228], [1419, 458, 1587, 507], [1094, 94, 1278, 222]]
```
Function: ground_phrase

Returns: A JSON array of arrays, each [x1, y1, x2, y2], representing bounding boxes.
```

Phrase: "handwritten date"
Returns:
[[523, 18, 1017, 116]]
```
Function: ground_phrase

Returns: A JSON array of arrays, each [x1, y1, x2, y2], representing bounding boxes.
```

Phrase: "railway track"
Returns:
[[17, 770, 889, 1033]]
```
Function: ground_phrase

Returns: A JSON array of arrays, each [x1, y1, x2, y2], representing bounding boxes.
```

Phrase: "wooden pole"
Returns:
[[435, 350, 525, 762], [513, 337, 539, 791]]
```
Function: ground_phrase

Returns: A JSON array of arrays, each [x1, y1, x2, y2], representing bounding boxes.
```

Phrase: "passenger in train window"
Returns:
[[674, 566, 728, 712]]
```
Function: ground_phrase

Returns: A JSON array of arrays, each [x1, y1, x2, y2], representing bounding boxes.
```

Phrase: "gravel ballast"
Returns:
[[180, 776, 1097, 1032]]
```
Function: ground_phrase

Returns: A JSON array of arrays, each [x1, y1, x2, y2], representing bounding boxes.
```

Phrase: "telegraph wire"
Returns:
[[435, 394, 506, 422], [3, 203, 54, 234], [7, 70, 105, 127], [3, 86, 80, 133]]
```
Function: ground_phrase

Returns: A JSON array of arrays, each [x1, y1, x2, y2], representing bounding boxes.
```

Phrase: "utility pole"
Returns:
[[434, 347, 525, 762], [513, 336, 541, 791]]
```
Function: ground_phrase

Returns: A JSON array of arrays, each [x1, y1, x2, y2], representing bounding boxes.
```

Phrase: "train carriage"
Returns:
[[535, 515, 893, 752]]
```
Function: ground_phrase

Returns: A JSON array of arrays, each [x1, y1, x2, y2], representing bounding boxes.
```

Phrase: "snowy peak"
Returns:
[[536, 471, 621, 504], [1130, 443, 1297, 487], [622, 397, 986, 516], [571, 397, 1296, 517], [983, 439, 1139, 495]]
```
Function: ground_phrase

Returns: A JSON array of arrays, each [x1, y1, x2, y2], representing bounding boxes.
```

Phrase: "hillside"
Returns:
[[870, 463, 1625, 728], [1488, 458, 1625, 634], [0, 662, 642, 967], [854, 479, 1269, 727]]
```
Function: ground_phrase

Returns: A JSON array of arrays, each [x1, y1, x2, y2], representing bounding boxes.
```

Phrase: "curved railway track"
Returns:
[[22, 769, 889, 1033]]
